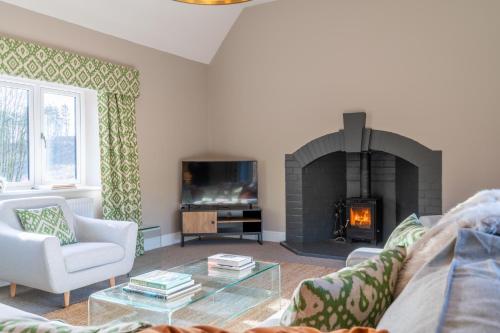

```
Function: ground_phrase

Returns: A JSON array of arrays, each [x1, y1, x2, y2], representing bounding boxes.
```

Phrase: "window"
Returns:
[[0, 82, 31, 184], [41, 89, 80, 183], [0, 76, 84, 188]]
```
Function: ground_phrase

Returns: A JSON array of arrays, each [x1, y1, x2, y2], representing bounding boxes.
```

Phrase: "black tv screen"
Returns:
[[181, 161, 258, 206]]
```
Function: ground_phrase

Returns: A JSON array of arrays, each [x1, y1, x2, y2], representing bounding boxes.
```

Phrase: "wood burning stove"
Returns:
[[345, 151, 382, 244], [346, 197, 381, 243]]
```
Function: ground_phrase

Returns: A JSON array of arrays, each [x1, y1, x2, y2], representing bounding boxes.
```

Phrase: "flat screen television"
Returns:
[[181, 160, 258, 206]]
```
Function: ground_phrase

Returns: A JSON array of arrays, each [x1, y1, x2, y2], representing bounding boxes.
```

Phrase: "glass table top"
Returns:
[[90, 258, 280, 313]]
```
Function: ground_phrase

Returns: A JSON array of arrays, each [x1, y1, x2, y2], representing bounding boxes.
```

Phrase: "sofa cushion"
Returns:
[[281, 247, 406, 331], [0, 303, 46, 321], [62, 242, 125, 273], [418, 215, 442, 228], [345, 248, 383, 267], [384, 214, 426, 250], [16, 205, 77, 245], [376, 234, 455, 333], [0, 318, 149, 333], [377, 229, 500, 333], [439, 229, 500, 332]]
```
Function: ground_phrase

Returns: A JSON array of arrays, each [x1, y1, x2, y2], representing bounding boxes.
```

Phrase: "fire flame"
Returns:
[[350, 207, 372, 229]]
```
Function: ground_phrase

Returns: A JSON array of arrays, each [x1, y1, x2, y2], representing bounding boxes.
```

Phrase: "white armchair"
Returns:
[[0, 196, 138, 307]]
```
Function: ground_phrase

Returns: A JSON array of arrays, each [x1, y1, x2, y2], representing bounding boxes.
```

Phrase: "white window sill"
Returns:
[[0, 186, 101, 198]]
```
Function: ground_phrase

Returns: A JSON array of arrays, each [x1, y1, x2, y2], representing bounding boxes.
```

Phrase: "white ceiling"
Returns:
[[0, 0, 274, 64]]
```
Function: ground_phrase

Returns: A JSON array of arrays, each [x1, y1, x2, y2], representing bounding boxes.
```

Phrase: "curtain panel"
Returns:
[[99, 92, 144, 256], [0, 35, 144, 255]]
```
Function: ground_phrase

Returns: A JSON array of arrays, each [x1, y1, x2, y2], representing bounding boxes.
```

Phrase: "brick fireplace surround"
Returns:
[[282, 112, 442, 259]]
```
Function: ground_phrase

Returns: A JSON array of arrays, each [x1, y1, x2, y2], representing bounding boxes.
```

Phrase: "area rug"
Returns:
[[44, 262, 336, 330]]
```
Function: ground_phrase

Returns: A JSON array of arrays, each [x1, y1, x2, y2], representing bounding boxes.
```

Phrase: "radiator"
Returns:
[[66, 197, 95, 218]]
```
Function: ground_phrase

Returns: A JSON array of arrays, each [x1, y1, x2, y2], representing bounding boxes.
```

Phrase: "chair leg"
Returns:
[[109, 277, 116, 287], [9, 283, 16, 298], [64, 291, 70, 308]]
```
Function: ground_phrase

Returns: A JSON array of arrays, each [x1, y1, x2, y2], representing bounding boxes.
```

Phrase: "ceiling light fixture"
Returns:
[[174, 0, 250, 5]]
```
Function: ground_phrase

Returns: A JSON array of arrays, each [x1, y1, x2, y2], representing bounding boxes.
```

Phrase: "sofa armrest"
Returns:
[[74, 215, 138, 253], [345, 247, 384, 267], [0, 225, 65, 290]]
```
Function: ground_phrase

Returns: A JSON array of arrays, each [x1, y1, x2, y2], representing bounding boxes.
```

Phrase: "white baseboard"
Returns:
[[161, 232, 182, 246], [144, 230, 285, 252], [263, 230, 286, 242]]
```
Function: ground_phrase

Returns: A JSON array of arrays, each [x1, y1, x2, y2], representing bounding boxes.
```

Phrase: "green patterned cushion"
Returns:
[[280, 247, 406, 331], [384, 214, 426, 250], [0, 319, 150, 333], [16, 205, 77, 246]]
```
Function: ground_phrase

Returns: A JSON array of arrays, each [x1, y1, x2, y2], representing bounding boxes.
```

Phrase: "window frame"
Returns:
[[0, 75, 85, 189]]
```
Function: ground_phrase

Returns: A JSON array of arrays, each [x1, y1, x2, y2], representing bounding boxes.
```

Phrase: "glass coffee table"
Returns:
[[88, 259, 281, 328]]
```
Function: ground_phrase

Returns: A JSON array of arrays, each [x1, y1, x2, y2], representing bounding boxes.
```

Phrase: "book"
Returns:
[[209, 261, 255, 271], [208, 266, 254, 279], [123, 283, 201, 301], [128, 280, 195, 295], [130, 270, 192, 291], [207, 254, 253, 267]]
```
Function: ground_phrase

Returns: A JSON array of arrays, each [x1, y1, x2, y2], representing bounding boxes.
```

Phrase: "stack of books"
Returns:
[[208, 254, 256, 278], [124, 270, 201, 301]]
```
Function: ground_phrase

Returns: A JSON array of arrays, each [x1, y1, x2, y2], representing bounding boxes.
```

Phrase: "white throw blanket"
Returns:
[[394, 189, 500, 296]]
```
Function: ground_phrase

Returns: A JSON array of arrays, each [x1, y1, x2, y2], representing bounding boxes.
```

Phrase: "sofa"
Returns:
[[260, 210, 500, 332], [0, 196, 138, 307]]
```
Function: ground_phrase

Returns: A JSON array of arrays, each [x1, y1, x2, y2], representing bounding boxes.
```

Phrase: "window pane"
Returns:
[[0, 85, 30, 183], [43, 92, 77, 182]]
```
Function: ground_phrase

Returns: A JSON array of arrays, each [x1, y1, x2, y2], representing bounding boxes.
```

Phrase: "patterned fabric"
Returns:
[[0, 36, 139, 98], [384, 214, 426, 250], [99, 92, 144, 256], [16, 205, 77, 245], [0, 319, 150, 333], [281, 247, 406, 331]]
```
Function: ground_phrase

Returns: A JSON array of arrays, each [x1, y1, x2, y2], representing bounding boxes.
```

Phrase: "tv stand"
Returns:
[[180, 206, 262, 247]]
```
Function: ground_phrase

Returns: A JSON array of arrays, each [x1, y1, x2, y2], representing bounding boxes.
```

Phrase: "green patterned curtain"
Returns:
[[0, 36, 144, 255], [99, 92, 144, 256]]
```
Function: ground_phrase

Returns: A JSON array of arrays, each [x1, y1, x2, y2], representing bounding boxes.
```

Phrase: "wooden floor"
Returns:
[[0, 238, 344, 315]]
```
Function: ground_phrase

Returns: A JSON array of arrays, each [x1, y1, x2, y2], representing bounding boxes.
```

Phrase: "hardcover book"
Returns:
[[210, 261, 256, 271], [130, 270, 192, 291], [128, 280, 195, 295], [123, 283, 201, 301], [207, 254, 253, 267]]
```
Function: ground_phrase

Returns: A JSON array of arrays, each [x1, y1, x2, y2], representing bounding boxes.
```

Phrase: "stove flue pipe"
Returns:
[[360, 151, 371, 198]]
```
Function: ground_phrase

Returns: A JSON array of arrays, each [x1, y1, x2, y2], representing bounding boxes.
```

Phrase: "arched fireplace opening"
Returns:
[[283, 112, 441, 259]]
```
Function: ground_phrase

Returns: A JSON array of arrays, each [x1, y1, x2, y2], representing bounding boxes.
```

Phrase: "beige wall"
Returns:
[[0, 2, 209, 234], [208, 0, 500, 232]]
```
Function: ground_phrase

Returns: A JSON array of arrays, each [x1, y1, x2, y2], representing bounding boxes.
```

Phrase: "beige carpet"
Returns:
[[44, 262, 335, 330]]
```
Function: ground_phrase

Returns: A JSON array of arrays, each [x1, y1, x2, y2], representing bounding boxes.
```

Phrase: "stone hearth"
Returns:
[[282, 112, 442, 259]]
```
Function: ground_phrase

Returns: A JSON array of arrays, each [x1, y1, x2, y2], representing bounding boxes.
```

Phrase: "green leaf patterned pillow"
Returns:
[[16, 205, 77, 246], [280, 247, 406, 331], [384, 214, 426, 250]]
